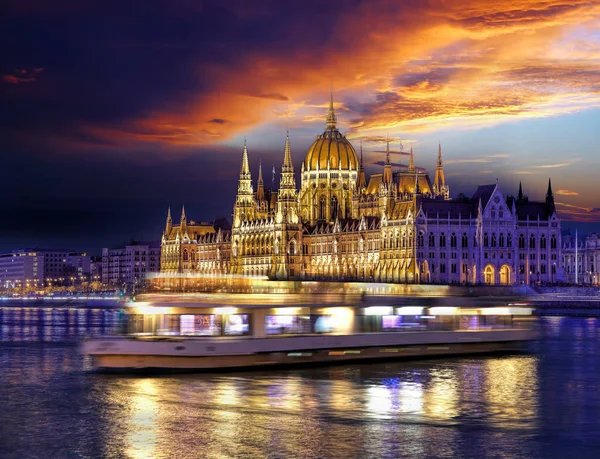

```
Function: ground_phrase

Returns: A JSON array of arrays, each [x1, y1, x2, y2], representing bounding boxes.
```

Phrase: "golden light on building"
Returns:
[[158, 92, 563, 287]]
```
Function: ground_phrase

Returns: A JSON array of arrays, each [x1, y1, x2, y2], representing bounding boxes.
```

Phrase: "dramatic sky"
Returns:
[[2, 0, 600, 253]]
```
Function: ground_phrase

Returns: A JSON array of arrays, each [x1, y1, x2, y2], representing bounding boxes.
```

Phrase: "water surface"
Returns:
[[0, 315, 599, 458]]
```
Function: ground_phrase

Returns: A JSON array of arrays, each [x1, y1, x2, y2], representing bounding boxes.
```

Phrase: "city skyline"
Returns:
[[2, 0, 599, 253]]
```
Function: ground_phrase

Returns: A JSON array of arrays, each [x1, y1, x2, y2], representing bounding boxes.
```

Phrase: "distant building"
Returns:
[[562, 232, 599, 285], [160, 214, 231, 273], [159, 94, 563, 285], [90, 255, 102, 282], [0, 249, 90, 289], [0, 250, 45, 289], [102, 241, 161, 289]]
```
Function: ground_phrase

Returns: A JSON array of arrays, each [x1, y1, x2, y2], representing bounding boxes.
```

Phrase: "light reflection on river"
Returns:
[[0, 316, 599, 458]]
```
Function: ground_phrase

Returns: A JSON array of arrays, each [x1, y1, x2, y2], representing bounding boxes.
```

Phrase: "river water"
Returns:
[[0, 312, 599, 459]]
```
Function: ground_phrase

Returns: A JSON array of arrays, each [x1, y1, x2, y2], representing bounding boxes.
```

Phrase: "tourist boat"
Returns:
[[81, 294, 538, 372]]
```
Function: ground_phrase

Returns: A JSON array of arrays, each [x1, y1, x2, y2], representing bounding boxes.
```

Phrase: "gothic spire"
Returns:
[[165, 206, 172, 234], [357, 140, 366, 190], [383, 134, 392, 185], [326, 87, 337, 130], [180, 205, 186, 223], [546, 178, 555, 213], [360, 140, 364, 168], [240, 137, 250, 175], [546, 178, 554, 202], [434, 142, 447, 198], [257, 158, 264, 185], [283, 130, 293, 169], [408, 145, 415, 173], [257, 159, 265, 202], [385, 134, 391, 165], [518, 181, 523, 200]]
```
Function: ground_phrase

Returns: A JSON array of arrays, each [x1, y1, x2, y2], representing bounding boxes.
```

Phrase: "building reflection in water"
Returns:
[[125, 379, 160, 459], [484, 356, 539, 430], [423, 368, 458, 420]]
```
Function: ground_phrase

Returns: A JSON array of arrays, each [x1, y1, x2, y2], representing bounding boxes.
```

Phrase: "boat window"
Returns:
[[223, 314, 251, 336], [265, 315, 312, 335]]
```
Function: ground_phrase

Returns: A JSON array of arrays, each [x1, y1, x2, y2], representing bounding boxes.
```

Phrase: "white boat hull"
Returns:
[[82, 329, 538, 372]]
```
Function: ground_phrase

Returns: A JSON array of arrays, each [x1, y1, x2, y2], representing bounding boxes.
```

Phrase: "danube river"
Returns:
[[0, 311, 599, 458]]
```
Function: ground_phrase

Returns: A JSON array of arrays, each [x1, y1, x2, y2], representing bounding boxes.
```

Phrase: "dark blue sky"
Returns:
[[1, 0, 599, 254]]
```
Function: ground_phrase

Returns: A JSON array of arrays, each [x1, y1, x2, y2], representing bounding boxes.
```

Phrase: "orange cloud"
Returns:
[[556, 189, 579, 196], [556, 202, 600, 222], [50, 1, 600, 148]]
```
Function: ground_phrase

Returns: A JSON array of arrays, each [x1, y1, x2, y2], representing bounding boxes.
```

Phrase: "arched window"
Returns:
[[484, 233, 489, 247], [450, 233, 457, 248], [319, 196, 326, 220], [519, 234, 525, 249], [499, 208, 504, 219], [551, 234, 557, 249], [418, 232, 424, 248], [530, 235, 536, 249], [540, 235, 547, 249], [462, 233, 468, 248], [491, 207, 496, 219], [331, 196, 338, 221], [440, 233, 446, 248], [491, 233, 497, 248], [183, 249, 189, 261], [429, 233, 435, 247], [499, 233, 505, 247]]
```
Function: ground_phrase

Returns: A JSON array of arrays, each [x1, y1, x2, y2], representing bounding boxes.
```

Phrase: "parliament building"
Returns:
[[160, 95, 563, 285]]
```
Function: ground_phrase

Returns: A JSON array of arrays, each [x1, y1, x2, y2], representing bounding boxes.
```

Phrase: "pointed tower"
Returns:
[[383, 134, 392, 185], [518, 181, 524, 200], [357, 140, 366, 190], [408, 145, 415, 173], [180, 205, 187, 234], [546, 178, 554, 202], [273, 131, 302, 280], [433, 143, 449, 199], [546, 177, 556, 213], [233, 139, 256, 226], [277, 131, 298, 223], [326, 87, 337, 130], [257, 159, 265, 203], [165, 207, 172, 235]]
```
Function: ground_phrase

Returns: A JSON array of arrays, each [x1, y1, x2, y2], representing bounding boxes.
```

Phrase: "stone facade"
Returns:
[[562, 232, 600, 285], [160, 95, 563, 285]]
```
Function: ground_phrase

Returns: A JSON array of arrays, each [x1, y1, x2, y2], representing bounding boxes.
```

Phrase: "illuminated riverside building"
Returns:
[[562, 232, 599, 285], [160, 95, 563, 285]]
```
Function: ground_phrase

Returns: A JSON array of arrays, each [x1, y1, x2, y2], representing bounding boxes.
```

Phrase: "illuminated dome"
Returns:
[[304, 94, 359, 171]]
